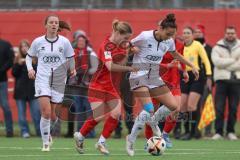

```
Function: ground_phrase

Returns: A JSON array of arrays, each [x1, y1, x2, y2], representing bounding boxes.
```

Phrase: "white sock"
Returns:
[[40, 117, 50, 145], [98, 135, 106, 144], [128, 110, 151, 143], [79, 132, 85, 141], [152, 105, 171, 122], [50, 117, 58, 132], [147, 120, 162, 137]]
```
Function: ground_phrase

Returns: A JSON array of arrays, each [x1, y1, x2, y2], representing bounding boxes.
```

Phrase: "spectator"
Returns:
[[194, 24, 214, 137], [74, 34, 97, 137], [12, 40, 41, 138], [0, 37, 14, 137], [211, 26, 240, 140], [65, 30, 97, 138]]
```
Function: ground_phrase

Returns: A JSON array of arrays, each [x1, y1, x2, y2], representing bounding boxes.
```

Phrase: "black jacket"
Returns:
[[0, 39, 14, 82], [12, 62, 36, 100]]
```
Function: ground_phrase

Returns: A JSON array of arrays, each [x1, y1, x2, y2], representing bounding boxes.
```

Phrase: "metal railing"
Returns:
[[0, 0, 239, 10]]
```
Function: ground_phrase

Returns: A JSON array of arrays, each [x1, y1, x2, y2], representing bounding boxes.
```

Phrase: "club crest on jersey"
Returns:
[[159, 44, 167, 52], [59, 47, 64, 53], [104, 51, 112, 59], [37, 89, 41, 95]]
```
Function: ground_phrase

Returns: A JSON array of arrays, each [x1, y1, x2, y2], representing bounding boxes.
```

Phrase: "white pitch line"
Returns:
[[0, 146, 239, 152], [0, 152, 240, 157]]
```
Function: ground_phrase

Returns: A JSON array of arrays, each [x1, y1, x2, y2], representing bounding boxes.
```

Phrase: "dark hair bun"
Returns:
[[166, 14, 176, 23], [160, 13, 177, 29]]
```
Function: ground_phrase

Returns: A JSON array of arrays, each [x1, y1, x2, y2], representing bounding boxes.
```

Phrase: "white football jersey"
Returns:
[[27, 35, 74, 85], [130, 30, 176, 79]]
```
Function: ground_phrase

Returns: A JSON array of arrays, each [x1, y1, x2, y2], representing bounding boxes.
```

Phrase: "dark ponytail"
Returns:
[[160, 13, 177, 29], [59, 20, 71, 32]]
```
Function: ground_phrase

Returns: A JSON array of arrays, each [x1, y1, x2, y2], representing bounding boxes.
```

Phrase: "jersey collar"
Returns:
[[45, 35, 59, 43], [153, 30, 163, 43]]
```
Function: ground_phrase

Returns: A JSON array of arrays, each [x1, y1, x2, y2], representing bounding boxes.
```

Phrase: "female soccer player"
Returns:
[[126, 13, 199, 156], [26, 14, 76, 151], [180, 26, 212, 140], [74, 19, 138, 155], [144, 36, 188, 148]]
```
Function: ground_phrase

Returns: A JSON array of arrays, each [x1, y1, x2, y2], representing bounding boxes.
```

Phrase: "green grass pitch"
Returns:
[[0, 137, 240, 160]]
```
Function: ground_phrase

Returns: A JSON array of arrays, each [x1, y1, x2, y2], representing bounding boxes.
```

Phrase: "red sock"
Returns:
[[163, 115, 176, 133], [145, 124, 153, 139], [80, 117, 98, 137], [101, 116, 119, 139]]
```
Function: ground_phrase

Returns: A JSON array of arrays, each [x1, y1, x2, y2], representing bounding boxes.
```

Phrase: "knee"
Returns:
[[110, 110, 121, 120], [41, 109, 51, 119], [143, 103, 154, 113], [175, 105, 180, 113], [188, 106, 197, 112]]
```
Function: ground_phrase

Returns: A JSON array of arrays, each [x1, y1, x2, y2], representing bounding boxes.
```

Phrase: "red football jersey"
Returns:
[[89, 36, 127, 92], [160, 39, 185, 91]]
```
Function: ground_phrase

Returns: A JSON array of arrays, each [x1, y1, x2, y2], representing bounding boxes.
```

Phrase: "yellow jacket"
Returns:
[[184, 40, 212, 76]]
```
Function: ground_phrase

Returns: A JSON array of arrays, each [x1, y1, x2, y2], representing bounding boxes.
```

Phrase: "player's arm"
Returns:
[[26, 54, 36, 79], [88, 50, 99, 75], [105, 61, 138, 72], [65, 39, 76, 77], [199, 44, 212, 76], [26, 39, 38, 79], [128, 31, 145, 55], [103, 48, 138, 72], [171, 51, 199, 80]]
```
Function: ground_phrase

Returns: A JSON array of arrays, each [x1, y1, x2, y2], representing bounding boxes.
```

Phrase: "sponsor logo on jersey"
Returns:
[[43, 56, 60, 63], [37, 89, 41, 95], [145, 55, 162, 61]]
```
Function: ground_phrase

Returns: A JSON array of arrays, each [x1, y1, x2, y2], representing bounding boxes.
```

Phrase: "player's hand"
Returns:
[[69, 69, 77, 78], [192, 67, 199, 80], [28, 69, 35, 80], [206, 77, 212, 91], [167, 60, 181, 69], [129, 46, 140, 54], [182, 71, 189, 83], [129, 66, 139, 73]]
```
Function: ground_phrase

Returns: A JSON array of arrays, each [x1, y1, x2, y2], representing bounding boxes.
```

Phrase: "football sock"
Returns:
[[40, 117, 51, 145], [101, 116, 119, 139], [80, 117, 98, 137]]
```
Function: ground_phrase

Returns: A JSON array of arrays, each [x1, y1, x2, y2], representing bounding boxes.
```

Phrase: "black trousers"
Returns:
[[214, 80, 240, 135], [115, 73, 134, 134]]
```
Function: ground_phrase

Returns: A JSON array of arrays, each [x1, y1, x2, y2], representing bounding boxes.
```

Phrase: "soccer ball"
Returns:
[[146, 136, 166, 156]]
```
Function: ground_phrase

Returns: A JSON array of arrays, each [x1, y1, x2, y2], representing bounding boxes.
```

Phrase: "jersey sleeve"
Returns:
[[64, 39, 75, 58], [198, 43, 212, 75], [27, 39, 38, 57], [131, 32, 145, 47], [168, 38, 176, 53], [176, 41, 186, 70]]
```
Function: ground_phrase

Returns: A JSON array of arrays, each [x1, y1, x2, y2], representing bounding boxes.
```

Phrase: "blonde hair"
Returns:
[[112, 19, 132, 35]]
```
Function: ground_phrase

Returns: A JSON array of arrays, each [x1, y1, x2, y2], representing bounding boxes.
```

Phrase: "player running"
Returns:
[[126, 13, 199, 156], [26, 14, 76, 152], [74, 19, 138, 155]]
